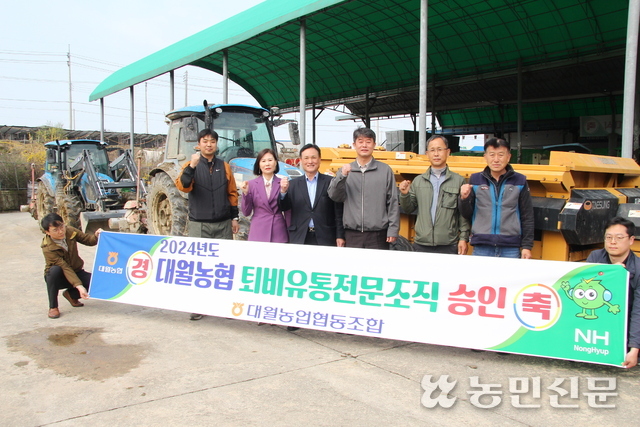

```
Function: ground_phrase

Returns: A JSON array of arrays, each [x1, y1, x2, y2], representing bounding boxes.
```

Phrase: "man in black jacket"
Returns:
[[176, 128, 239, 321], [587, 216, 640, 368], [176, 129, 240, 239], [280, 144, 345, 247]]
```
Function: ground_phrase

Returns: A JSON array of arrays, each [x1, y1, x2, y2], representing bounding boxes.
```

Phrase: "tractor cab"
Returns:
[[34, 139, 142, 233], [163, 103, 302, 180], [44, 139, 110, 177], [145, 103, 302, 237]]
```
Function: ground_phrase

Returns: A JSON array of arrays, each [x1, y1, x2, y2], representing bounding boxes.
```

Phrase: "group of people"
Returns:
[[175, 127, 529, 256], [39, 127, 639, 368]]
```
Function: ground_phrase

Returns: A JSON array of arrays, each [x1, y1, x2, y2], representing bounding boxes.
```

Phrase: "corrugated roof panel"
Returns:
[[91, 0, 631, 131]]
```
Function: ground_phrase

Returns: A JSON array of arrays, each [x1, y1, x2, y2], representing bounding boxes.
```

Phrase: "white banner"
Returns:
[[90, 232, 629, 366]]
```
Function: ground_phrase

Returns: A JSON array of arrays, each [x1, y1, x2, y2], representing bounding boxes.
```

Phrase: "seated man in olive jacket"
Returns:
[[41, 213, 102, 319]]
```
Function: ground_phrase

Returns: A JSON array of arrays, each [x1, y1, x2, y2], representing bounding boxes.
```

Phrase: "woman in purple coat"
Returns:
[[241, 149, 289, 242]]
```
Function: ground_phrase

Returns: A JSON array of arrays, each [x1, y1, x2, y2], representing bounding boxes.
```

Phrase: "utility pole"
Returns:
[[184, 70, 188, 107], [145, 82, 149, 134], [67, 45, 73, 130]]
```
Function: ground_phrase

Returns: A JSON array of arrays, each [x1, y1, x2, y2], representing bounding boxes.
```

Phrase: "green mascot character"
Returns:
[[561, 278, 620, 320]]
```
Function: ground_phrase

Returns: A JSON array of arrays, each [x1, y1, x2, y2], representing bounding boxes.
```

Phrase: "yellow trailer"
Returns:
[[319, 148, 640, 261]]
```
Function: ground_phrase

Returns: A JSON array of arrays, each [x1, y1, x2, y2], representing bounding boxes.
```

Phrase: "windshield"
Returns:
[[169, 108, 276, 162], [65, 143, 110, 176], [212, 111, 274, 162]]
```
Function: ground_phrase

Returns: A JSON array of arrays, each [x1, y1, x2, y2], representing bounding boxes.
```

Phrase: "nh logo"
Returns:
[[575, 329, 609, 346]]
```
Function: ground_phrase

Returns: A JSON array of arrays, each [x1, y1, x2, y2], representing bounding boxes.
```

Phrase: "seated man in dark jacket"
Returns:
[[41, 213, 102, 319], [587, 216, 640, 368]]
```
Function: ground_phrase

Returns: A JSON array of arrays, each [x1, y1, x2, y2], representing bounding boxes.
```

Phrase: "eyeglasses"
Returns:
[[427, 148, 447, 153], [486, 152, 508, 159], [49, 225, 66, 233], [604, 234, 629, 242]]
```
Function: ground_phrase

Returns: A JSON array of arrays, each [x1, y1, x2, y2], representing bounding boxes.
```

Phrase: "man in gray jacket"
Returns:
[[399, 135, 469, 254], [328, 128, 399, 249]]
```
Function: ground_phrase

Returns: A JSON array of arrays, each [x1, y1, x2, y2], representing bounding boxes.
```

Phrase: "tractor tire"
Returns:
[[56, 189, 83, 229], [234, 192, 250, 241], [147, 172, 188, 236], [34, 184, 55, 221]]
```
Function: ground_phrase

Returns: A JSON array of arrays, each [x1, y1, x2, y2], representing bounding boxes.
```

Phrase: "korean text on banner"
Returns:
[[90, 232, 629, 367]]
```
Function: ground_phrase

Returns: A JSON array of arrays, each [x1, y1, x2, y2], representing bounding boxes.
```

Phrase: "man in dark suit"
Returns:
[[280, 144, 345, 247]]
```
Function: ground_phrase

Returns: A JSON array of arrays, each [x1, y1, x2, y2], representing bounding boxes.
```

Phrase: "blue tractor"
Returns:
[[33, 139, 144, 232], [145, 102, 302, 237]]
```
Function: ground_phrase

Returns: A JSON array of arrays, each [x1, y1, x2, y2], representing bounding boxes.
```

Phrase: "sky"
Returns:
[[1, 0, 421, 147]]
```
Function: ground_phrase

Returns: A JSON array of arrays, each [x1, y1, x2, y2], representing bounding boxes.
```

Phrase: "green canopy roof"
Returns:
[[91, 0, 630, 131], [90, 0, 346, 103]]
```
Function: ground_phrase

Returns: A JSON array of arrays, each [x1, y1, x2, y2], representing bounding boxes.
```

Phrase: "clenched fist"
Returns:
[[189, 152, 201, 168], [399, 180, 411, 195], [460, 184, 472, 200], [280, 176, 289, 193]]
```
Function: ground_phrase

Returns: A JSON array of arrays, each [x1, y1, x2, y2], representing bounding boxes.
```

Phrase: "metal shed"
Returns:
[[90, 0, 639, 154]]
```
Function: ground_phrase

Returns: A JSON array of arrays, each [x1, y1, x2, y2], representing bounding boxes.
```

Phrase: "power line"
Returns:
[[73, 63, 121, 73], [0, 75, 98, 84], [72, 54, 124, 68], [0, 58, 66, 64], [0, 100, 165, 114], [0, 50, 66, 56]]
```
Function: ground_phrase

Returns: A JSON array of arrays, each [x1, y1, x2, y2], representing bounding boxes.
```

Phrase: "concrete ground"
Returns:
[[2, 211, 639, 426]]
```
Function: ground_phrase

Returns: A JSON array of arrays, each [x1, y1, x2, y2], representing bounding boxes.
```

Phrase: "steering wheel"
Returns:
[[236, 147, 254, 158], [217, 146, 233, 157]]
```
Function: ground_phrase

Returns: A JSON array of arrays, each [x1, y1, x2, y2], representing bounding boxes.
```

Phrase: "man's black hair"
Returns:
[[484, 137, 510, 151], [427, 135, 449, 149], [299, 143, 322, 158], [605, 216, 636, 237], [41, 213, 64, 232], [197, 128, 219, 141], [353, 127, 376, 143]]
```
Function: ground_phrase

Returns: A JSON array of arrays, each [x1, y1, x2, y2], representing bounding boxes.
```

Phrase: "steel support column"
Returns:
[[100, 98, 104, 143], [169, 70, 175, 111], [129, 86, 134, 153], [622, 0, 640, 158], [365, 92, 370, 129], [517, 59, 523, 163], [418, 0, 428, 154], [223, 49, 229, 104], [299, 19, 307, 146], [431, 78, 436, 136]]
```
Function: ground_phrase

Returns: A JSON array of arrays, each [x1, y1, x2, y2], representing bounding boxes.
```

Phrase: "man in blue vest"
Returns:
[[459, 137, 534, 259]]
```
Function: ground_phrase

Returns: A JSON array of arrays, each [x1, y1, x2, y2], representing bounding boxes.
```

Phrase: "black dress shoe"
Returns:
[[287, 326, 300, 331]]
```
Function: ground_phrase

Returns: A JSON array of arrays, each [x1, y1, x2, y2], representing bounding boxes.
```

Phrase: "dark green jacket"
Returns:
[[400, 166, 469, 246]]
